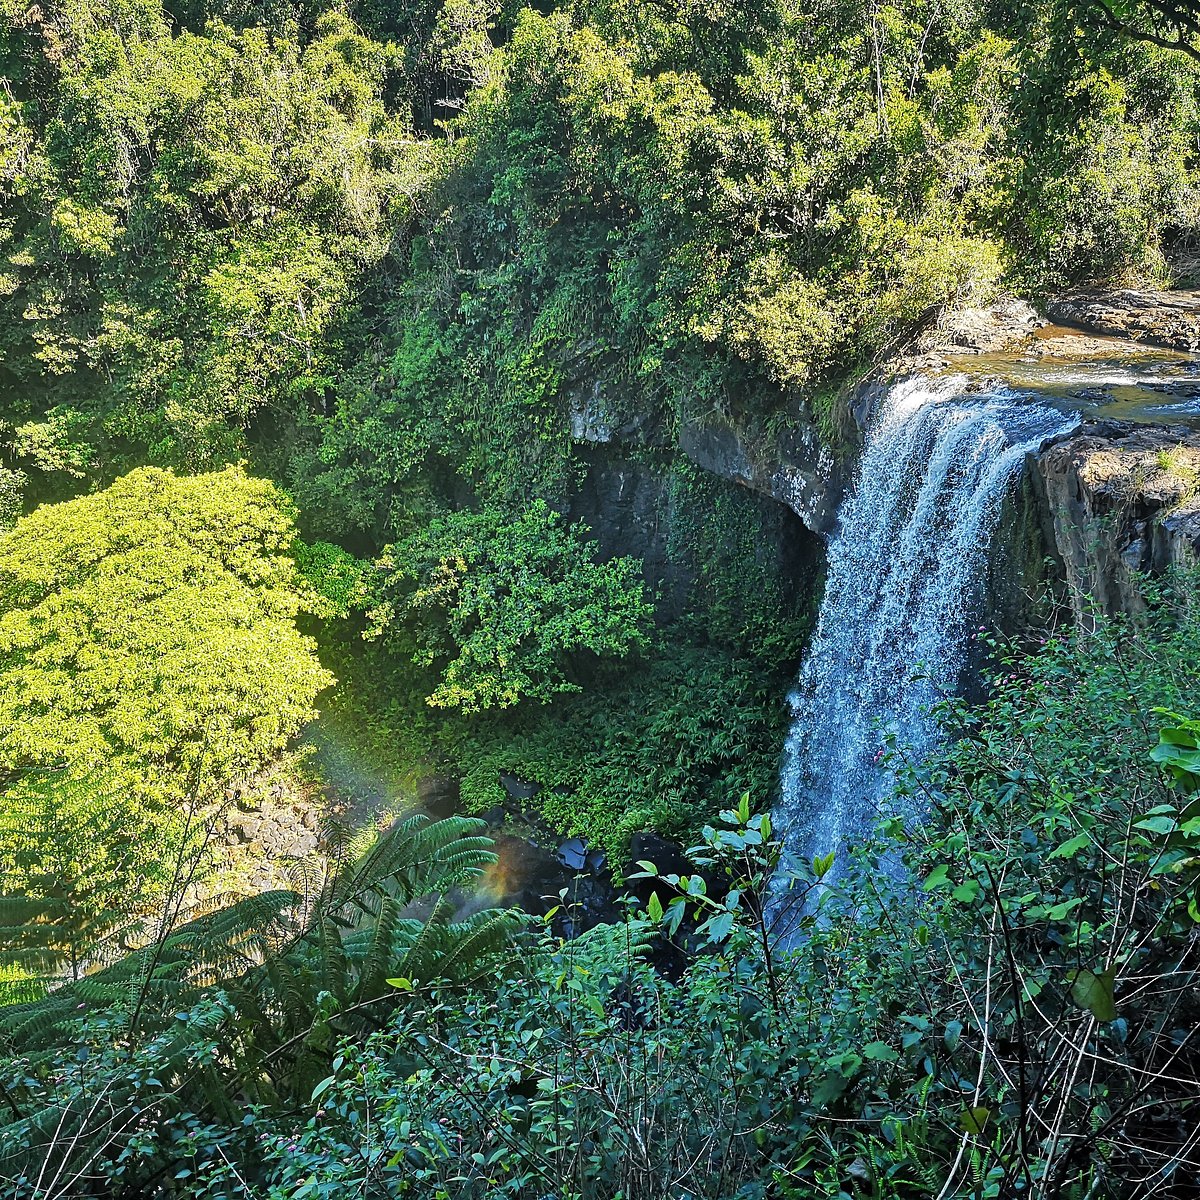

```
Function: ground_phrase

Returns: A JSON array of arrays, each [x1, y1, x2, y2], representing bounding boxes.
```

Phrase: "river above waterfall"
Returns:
[[775, 375, 1080, 885], [941, 325, 1200, 426]]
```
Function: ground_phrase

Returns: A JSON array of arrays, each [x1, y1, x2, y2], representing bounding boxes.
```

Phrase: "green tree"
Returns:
[[1083, 0, 1200, 62], [369, 501, 653, 712], [0, 464, 332, 805], [0, 0, 409, 475]]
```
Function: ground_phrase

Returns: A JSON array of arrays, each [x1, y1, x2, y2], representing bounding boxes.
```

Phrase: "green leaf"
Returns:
[[812, 1070, 854, 1106], [923, 864, 951, 891], [1134, 815, 1177, 835], [704, 911, 734, 942], [812, 851, 836, 880], [1045, 897, 1083, 921], [1069, 967, 1117, 1022], [646, 891, 664, 922], [1047, 832, 1091, 860], [862, 1041, 898, 1063], [959, 1106, 990, 1135]]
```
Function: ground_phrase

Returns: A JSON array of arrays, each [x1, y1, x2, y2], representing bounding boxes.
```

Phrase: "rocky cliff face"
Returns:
[[567, 376, 844, 538], [565, 382, 829, 622], [1035, 424, 1200, 619], [566, 295, 1200, 635], [675, 407, 843, 536]]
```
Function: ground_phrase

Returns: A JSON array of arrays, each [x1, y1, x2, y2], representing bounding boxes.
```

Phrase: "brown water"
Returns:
[[941, 326, 1200, 426]]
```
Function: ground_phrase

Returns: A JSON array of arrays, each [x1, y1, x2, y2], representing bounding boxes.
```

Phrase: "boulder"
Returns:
[[417, 774, 460, 820], [555, 837, 588, 871], [499, 771, 541, 802], [569, 450, 693, 618], [483, 833, 619, 936], [919, 297, 1045, 354]]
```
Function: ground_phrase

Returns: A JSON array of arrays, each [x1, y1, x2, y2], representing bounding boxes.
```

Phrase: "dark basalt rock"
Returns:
[[568, 442, 824, 627], [480, 804, 510, 828], [627, 832, 692, 883], [555, 837, 588, 871], [484, 832, 619, 938], [499, 771, 541, 802], [568, 449, 693, 619], [676, 408, 842, 536], [565, 367, 844, 537], [417, 775, 460, 820]]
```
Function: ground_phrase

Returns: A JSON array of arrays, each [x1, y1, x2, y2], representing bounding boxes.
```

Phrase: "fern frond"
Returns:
[[432, 909, 528, 985]]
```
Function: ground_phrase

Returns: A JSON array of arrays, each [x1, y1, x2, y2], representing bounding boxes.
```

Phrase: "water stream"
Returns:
[[775, 375, 1079, 885]]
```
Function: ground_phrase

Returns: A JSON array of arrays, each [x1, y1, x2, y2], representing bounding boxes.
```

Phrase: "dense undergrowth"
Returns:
[[2, 576, 1199, 1197], [314, 624, 798, 851]]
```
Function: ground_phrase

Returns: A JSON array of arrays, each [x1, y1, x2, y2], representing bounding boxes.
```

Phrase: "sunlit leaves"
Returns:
[[369, 501, 652, 713], [0, 3, 408, 470], [0, 466, 332, 798]]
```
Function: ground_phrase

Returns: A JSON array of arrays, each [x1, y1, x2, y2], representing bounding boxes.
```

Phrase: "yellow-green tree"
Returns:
[[0, 465, 332, 794], [0, 465, 331, 917]]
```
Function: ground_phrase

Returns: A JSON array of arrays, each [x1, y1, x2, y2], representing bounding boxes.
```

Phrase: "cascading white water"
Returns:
[[776, 375, 1079, 879]]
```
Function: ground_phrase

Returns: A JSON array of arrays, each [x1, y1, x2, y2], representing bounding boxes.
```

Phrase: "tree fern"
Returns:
[[218, 812, 526, 1099], [0, 806, 525, 1192], [0, 771, 167, 1002]]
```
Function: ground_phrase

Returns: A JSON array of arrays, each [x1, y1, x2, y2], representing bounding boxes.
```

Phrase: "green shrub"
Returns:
[[368, 501, 653, 713]]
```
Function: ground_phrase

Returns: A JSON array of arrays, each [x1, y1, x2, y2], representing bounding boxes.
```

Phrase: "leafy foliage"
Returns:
[[0, 0, 407, 477], [0, 771, 190, 1001], [1, 0, 1195, 531], [0, 466, 331, 952], [0, 811, 523, 1196], [0, 466, 331, 796], [5, 578, 1200, 1197], [314, 629, 793, 852], [294, 538, 375, 620], [300, 0, 1200, 535], [368, 501, 653, 712], [1083, 0, 1200, 63], [1, 0, 1199, 1194], [145, 802, 935, 1200], [1151, 710, 1200, 791], [885, 572, 1200, 1194], [666, 461, 817, 666]]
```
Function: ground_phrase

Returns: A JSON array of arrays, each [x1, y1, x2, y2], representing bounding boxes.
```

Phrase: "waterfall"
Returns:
[[776, 375, 1078, 884]]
